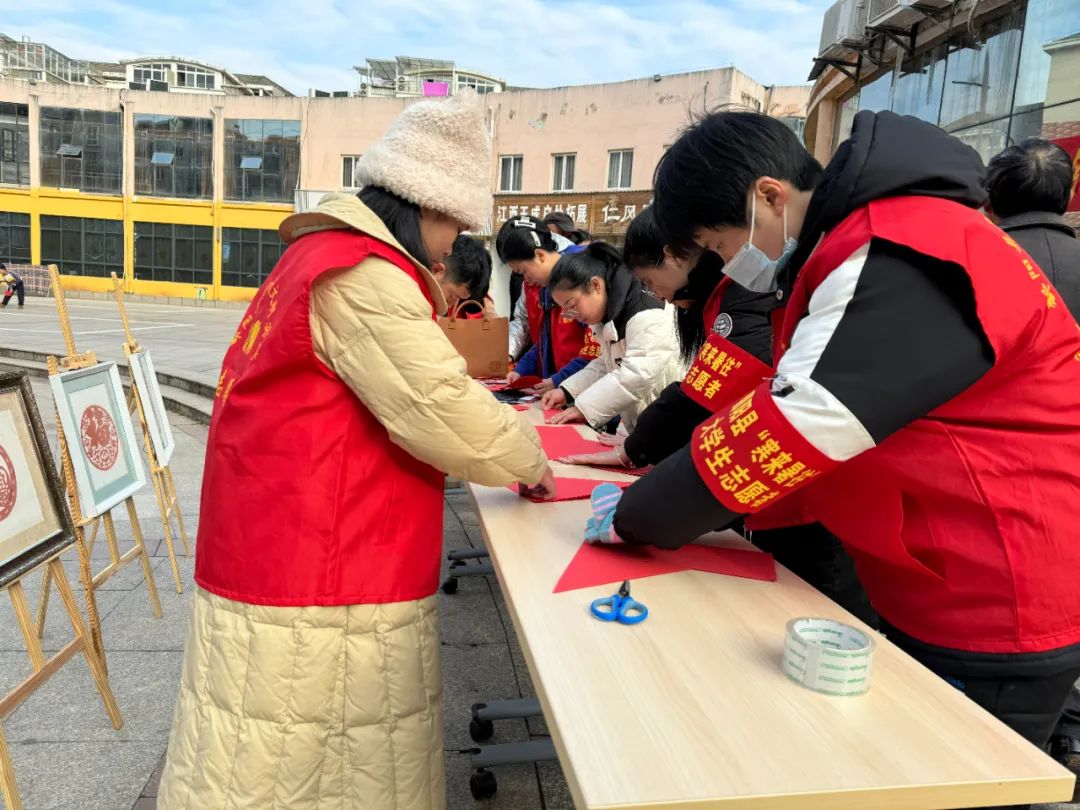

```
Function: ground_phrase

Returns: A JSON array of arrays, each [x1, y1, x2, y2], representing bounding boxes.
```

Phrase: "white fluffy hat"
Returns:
[[354, 90, 491, 231]]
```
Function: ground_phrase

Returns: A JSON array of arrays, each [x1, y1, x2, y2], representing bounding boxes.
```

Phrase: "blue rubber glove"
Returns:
[[584, 483, 623, 545]]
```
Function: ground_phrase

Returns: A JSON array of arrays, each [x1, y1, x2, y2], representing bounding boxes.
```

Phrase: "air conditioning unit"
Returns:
[[868, 0, 953, 29], [357, 87, 368, 97], [819, 0, 870, 59]]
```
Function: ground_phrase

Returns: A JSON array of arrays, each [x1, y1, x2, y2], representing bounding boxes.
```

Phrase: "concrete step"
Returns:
[[0, 353, 213, 426]]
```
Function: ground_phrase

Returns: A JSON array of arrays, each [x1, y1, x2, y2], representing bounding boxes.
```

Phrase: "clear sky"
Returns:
[[1, 0, 834, 94]]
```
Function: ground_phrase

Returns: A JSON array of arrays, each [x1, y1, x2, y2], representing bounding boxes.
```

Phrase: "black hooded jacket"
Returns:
[[614, 111, 997, 548]]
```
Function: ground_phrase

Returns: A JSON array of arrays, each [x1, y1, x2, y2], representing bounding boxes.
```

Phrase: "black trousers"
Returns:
[[1054, 685, 1080, 741], [2, 281, 23, 306], [748, 523, 878, 629]]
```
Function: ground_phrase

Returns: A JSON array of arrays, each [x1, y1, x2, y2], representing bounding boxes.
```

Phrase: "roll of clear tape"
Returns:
[[782, 617, 875, 696]]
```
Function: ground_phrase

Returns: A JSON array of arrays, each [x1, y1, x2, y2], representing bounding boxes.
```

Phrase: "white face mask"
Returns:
[[721, 193, 798, 293]]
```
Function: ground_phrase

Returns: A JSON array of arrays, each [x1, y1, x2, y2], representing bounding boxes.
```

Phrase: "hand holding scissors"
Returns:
[[590, 580, 648, 625]]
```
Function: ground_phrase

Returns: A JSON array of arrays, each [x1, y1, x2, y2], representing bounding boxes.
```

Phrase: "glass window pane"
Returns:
[[939, 8, 1024, 132], [858, 69, 893, 113], [513, 157, 522, 191], [565, 155, 575, 191], [1015, 0, 1080, 112], [892, 44, 947, 124], [621, 151, 633, 188], [608, 153, 619, 188], [950, 118, 1011, 165]]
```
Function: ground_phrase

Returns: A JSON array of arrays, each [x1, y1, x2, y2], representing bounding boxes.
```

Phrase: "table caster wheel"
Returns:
[[470, 717, 494, 742], [441, 577, 459, 595], [470, 769, 497, 800]]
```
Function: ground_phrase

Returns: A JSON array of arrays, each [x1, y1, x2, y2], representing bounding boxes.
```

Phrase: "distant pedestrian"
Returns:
[[985, 138, 1080, 321], [0, 264, 24, 308]]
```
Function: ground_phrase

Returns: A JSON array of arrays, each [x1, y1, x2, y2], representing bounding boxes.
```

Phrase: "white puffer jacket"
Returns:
[[560, 273, 682, 431]]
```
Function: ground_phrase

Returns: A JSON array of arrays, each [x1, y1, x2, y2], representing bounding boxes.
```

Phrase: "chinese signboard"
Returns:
[[492, 190, 654, 242]]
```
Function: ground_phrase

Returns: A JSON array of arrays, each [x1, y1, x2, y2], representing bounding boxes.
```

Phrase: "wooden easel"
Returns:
[[35, 266, 162, 665], [1, 551, 123, 810], [110, 272, 190, 594]]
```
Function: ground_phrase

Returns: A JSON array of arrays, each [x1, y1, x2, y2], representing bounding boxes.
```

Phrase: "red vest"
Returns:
[[524, 281, 599, 371], [195, 230, 446, 607], [701, 196, 1080, 653]]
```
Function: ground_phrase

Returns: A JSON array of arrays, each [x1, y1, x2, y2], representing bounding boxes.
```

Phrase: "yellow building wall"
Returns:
[[0, 186, 290, 302]]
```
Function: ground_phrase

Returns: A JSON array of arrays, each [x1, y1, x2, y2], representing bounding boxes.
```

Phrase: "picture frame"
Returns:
[[49, 362, 146, 519], [0, 371, 75, 588], [127, 347, 175, 466]]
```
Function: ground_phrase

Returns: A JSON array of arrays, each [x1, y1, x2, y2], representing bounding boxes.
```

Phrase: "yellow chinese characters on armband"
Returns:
[[690, 385, 839, 513], [680, 332, 774, 413]]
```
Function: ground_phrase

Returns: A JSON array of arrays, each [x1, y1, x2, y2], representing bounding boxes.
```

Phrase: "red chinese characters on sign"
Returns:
[[0, 445, 16, 521], [680, 332, 773, 413], [691, 386, 837, 513], [80, 405, 120, 471]]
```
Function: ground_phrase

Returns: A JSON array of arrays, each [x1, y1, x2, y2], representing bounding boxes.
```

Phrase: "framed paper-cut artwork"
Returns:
[[50, 362, 146, 519], [127, 348, 175, 466], [0, 371, 75, 587]]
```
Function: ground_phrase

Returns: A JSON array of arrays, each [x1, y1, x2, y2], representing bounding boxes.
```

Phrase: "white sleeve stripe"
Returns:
[[771, 242, 876, 462]]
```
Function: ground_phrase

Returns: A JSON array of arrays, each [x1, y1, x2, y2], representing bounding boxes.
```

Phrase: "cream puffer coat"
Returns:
[[158, 194, 548, 810], [559, 273, 683, 432]]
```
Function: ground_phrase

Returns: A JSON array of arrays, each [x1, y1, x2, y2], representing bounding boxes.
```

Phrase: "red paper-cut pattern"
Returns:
[[80, 405, 120, 471], [0, 445, 16, 521], [508, 477, 633, 503], [553, 541, 776, 593]]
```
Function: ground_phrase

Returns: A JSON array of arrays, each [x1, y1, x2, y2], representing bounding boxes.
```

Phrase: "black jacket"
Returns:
[[998, 212, 1080, 322], [615, 110, 997, 549], [622, 281, 777, 467]]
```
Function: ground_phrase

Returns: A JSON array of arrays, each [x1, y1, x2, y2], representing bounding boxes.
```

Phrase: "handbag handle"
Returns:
[[448, 299, 487, 322]]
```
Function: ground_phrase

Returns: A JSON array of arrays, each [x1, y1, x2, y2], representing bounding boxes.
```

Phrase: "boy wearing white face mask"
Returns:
[[608, 109, 1080, 774]]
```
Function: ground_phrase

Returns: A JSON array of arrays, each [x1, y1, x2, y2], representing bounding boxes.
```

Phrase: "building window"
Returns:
[[607, 150, 634, 190], [134, 114, 213, 199], [134, 222, 212, 285], [552, 153, 575, 192], [0, 102, 30, 186], [0, 213, 31, 265], [857, 69, 893, 114], [499, 155, 523, 192], [40, 216, 123, 278], [938, 7, 1024, 134], [1014, 0, 1080, 113], [176, 64, 216, 90], [892, 44, 947, 125], [342, 155, 362, 189], [778, 117, 806, 144], [456, 75, 497, 94], [132, 63, 169, 84], [221, 227, 287, 288], [224, 119, 301, 203], [39, 107, 123, 194]]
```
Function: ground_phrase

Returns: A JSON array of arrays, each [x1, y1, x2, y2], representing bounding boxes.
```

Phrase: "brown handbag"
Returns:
[[438, 300, 509, 379]]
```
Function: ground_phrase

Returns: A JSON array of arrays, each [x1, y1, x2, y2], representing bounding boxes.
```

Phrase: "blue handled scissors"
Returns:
[[590, 580, 648, 625]]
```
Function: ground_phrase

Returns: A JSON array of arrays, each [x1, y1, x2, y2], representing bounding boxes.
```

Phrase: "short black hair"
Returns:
[[548, 242, 623, 292], [444, 235, 492, 300], [986, 139, 1075, 218], [541, 211, 592, 245], [495, 215, 559, 263], [357, 186, 430, 266], [653, 110, 823, 254], [622, 207, 664, 270]]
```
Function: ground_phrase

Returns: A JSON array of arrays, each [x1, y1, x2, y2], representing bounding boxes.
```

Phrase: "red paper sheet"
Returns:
[[507, 375, 543, 390], [535, 426, 650, 476], [507, 477, 633, 503], [535, 425, 607, 458], [513, 405, 562, 420], [553, 541, 776, 592]]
